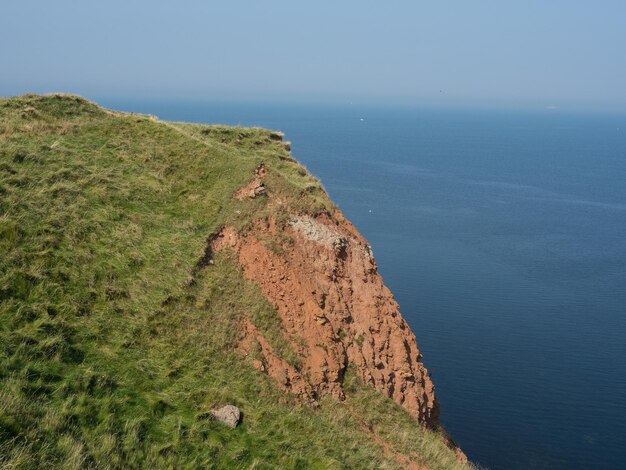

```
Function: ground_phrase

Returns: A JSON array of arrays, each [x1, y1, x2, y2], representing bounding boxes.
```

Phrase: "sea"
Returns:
[[102, 99, 626, 470]]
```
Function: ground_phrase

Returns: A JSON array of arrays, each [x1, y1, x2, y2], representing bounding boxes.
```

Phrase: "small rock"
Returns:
[[252, 182, 266, 197], [210, 405, 240, 428], [254, 162, 267, 177]]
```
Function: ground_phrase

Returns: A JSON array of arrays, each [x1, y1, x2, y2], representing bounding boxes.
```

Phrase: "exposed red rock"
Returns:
[[212, 210, 440, 427], [233, 163, 267, 199]]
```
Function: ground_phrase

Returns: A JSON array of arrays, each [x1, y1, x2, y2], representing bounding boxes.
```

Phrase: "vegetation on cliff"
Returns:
[[0, 94, 469, 469]]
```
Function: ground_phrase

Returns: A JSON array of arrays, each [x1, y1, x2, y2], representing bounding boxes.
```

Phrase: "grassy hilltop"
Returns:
[[0, 94, 468, 469]]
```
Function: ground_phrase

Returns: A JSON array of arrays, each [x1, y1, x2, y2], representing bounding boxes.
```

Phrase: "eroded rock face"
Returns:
[[212, 212, 439, 427]]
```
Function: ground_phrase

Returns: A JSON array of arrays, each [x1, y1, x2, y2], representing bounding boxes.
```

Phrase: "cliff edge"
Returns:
[[0, 94, 468, 469]]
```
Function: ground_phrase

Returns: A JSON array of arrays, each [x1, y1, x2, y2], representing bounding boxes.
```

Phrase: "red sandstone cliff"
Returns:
[[212, 206, 440, 428]]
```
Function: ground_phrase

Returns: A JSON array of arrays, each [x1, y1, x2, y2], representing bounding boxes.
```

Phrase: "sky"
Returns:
[[2, 1, 625, 110]]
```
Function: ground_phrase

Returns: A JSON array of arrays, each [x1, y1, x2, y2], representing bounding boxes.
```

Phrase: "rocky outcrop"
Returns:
[[212, 211, 440, 427]]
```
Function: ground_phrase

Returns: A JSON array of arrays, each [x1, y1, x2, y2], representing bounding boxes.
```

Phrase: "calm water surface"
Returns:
[[103, 99, 626, 470]]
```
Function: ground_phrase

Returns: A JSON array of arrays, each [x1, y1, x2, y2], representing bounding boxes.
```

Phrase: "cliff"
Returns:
[[0, 94, 468, 469], [214, 210, 439, 425]]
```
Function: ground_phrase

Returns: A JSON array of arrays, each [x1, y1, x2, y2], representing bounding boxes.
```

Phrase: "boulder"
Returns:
[[210, 405, 240, 428]]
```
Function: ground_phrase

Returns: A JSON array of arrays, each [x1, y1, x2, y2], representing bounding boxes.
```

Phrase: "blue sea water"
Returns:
[[103, 99, 626, 469]]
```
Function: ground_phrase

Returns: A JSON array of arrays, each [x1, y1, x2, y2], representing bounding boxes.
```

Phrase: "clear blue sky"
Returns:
[[2, 1, 625, 110]]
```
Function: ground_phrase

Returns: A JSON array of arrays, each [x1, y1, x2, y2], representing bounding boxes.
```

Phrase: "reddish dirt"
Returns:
[[238, 318, 315, 400], [212, 209, 440, 427], [233, 163, 267, 200]]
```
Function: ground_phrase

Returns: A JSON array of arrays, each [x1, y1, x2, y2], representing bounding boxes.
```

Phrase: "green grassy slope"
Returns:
[[0, 94, 469, 469]]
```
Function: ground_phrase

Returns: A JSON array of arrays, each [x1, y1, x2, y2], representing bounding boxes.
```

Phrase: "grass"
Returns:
[[0, 94, 470, 469]]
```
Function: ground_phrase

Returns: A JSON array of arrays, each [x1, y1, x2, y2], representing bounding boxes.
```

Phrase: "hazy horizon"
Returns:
[[2, 1, 626, 112]]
